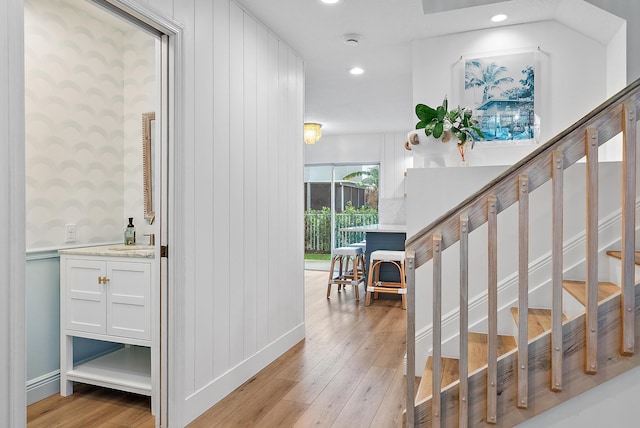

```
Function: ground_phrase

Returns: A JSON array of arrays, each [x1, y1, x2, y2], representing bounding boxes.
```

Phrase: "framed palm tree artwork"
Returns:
[[463, 50, 538, 144]]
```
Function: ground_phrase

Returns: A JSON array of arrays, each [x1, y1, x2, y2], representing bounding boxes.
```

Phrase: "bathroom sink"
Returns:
[[108, 244, 155, 252]]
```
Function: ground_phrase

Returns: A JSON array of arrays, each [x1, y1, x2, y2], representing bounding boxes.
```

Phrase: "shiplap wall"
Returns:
[[1, 0, 26, 426], [143, 0, 304, 424]]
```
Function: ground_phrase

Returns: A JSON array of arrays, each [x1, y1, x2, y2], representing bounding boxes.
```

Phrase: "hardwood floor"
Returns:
[[27, 270, 411, 427], [27, 382, 154, 428]]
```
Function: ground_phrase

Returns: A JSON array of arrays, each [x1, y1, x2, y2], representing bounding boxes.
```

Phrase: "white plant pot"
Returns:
[[406, 131, 467, 168]]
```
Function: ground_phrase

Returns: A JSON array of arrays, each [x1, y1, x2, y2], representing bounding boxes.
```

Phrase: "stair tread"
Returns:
[[416, 356, 460, 402], [510, 307, 567, 340], [606, 250, 640, 265], [416, 332, 516, 402], [563, 280, 620, 306], [468, 332, 517, 373]]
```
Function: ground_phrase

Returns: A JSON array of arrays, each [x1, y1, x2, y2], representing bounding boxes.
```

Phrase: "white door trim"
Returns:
[[104, 2, 185, 426], [7, 0, 26, 426], [12, 1, 185, 427]]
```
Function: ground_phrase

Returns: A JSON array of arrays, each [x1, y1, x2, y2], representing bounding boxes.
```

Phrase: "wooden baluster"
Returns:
[[406, 250, 416, 428], [432, 234, 442, 428], [622, 102, 637, 356], [459, 215, 469, 428], [552, 150, 564, 391], [487, 195, 498, 424], [586, 127, 599, 373], [517, 175, 529, 407]]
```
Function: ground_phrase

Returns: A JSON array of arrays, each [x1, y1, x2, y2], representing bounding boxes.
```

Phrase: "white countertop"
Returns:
[[340, 224, 406, 233], [59, 244, 155, 259]]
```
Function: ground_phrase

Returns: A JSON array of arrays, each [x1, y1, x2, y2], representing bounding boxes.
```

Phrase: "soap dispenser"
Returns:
[[124, 217, 136, 245]]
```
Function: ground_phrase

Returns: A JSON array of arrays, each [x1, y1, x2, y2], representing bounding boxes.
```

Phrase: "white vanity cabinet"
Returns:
[[63, 258, 151, 341], [59, 245, 157, 413]]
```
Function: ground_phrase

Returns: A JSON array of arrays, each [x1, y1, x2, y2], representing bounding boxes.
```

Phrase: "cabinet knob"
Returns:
[[97, 276, 110, 284]]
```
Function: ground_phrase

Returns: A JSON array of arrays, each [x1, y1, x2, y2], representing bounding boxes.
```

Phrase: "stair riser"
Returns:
[[608, 257, 640, 286]]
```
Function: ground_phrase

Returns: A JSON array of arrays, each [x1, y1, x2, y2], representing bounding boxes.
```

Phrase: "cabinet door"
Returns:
[[106, 261, 151, 340], [65, 259, 107, 334]]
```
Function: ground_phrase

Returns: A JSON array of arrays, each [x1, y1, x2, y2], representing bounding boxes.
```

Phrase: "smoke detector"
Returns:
[[343, 33, 361, 46]]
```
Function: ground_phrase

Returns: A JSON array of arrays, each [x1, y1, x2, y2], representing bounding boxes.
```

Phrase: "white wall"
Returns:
[[412, 20, 619, 166], [1, 0, 26, 426], [586, 0, 640, 82], [515, 365, 640, 427], [122, 28, 157, 238], [143, 0, 304, 424], [24, 0, 156, 250]]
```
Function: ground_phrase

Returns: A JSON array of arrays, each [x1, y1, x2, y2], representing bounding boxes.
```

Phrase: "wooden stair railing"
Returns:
[[405, 77, 640, 427]]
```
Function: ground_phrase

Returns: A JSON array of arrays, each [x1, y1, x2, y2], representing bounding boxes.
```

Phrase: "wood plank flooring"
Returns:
[[27, 270, 411, 427], [27, 382, 154, 428]]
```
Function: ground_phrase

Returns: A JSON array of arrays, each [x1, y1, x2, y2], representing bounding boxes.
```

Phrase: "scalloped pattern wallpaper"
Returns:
[[25, 0, 156, 250]]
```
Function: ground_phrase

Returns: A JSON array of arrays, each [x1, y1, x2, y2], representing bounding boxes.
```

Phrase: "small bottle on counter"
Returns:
[[124, 217, 136, 245]]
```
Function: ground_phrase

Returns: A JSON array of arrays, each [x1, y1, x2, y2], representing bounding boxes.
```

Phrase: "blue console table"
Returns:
[[341, 224, 406, 285]]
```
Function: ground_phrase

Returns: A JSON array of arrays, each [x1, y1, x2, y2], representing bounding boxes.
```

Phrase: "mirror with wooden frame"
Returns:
[[142, 112, 155, 224]]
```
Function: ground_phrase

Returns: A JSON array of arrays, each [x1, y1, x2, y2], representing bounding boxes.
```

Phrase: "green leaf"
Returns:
[[415, 121, 426, 129], [433, 122, 444, 138], [415, 104, 437, 122], [436, 106, 446, 121]]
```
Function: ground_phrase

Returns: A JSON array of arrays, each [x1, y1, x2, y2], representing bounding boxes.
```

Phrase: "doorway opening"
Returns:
[[24, 0, 178, 426], [304, 163, 379, 271]]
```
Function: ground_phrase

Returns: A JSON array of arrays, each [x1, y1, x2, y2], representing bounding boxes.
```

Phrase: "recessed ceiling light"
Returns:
[[320, 0, 341, 4], [349, 67, 364, 75], [491, 14, 507, 23]]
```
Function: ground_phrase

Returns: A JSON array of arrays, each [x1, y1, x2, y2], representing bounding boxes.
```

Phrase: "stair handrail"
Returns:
[[405, 77, 640, 428]]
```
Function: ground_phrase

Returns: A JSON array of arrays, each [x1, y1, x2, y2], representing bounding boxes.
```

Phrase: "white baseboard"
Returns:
[[27, 370, 60, 405], [183, 322, 305, 426]]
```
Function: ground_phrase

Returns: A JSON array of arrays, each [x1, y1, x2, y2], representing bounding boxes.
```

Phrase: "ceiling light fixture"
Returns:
[[320, 0, 341, 4], [491, 13, 507, 22], [304, 123, 322, 145], [348, 67, 364, 75]]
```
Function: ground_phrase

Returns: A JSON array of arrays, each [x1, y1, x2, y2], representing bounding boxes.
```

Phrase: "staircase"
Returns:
[[403, 78, 640, 427]]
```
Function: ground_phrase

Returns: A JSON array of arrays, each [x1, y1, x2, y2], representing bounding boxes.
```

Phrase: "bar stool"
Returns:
[[327, 246, 365, 300], [348, 241, 367, 279], [365, 250, 406, 309]]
